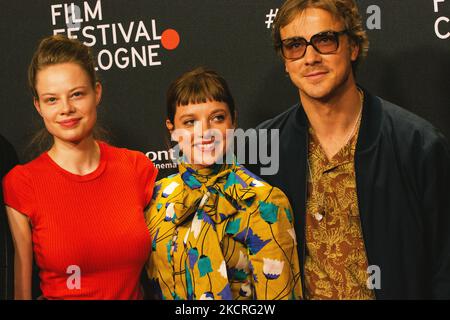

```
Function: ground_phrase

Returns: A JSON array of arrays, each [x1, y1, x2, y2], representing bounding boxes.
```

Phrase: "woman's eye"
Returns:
[[212, 114, 225, 122], [72, 91, 84, 98], [46, 97, 57, 104], [183, 119, 195, 126]]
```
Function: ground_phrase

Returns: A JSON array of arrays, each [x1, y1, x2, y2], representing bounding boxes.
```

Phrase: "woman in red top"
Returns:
[[2, 35, 158, 299]]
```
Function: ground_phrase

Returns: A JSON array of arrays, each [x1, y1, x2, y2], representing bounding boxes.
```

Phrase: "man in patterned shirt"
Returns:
[[251, 0, 450, 299]]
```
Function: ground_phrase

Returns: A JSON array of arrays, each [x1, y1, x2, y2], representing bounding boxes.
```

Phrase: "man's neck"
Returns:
[[48, 137, 101, 175], [300, 84, 363, 160]]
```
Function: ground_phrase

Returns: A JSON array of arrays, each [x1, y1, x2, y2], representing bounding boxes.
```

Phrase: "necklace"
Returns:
[[307, 89, 364, 222], [340, 89, 364, 151]]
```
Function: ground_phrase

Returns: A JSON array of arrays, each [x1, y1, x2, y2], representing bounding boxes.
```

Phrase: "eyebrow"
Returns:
[[70, 86, 88, 92], [177, 107, 228, 120], [282, 30, 335, 42], [178, 113, 195, 120]]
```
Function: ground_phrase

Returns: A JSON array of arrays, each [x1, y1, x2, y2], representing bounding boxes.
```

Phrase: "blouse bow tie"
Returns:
[[172, 162, 256, 227]]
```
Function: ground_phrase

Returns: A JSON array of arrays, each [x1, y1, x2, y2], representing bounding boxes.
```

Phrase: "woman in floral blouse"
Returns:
[[145, 67, 302, 300]]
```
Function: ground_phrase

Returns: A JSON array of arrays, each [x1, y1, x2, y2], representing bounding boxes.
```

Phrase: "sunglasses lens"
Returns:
[[281, 31, 344, 60], [282, 38, 307, 60], [312, 33, 339, 54]]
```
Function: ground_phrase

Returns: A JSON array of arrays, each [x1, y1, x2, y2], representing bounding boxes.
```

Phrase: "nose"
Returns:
[[303, 44, 322, 65], [194, 118, 211, 138], [60, 97, 75, 114]]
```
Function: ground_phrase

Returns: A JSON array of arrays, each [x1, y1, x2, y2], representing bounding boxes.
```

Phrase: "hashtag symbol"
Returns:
[[265, 8, 279, 29]]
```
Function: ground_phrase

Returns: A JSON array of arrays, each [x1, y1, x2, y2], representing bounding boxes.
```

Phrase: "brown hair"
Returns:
[[166, 67, 236, 124], [272, 0, 369, 71], [26, 35, 108, 159], [28, 35, 98, 99]]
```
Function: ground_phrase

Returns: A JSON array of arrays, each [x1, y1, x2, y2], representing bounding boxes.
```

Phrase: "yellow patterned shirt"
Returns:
[[145, 161, 302, 300], [304, 125, 375, 300]]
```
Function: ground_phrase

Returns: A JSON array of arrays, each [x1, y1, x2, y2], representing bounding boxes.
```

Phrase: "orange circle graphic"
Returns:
[[161, 29, 180, 50]]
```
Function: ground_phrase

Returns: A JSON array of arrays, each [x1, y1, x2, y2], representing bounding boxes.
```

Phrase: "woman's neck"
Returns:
[[48, 136, 101, 176]]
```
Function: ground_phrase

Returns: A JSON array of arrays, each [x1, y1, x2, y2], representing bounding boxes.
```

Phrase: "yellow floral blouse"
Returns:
[[145, 161, 302, 300]]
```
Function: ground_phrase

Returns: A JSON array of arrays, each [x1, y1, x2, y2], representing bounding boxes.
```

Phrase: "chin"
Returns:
[[300, 84, 335, 100], [55, 133, 88, 145], [193, 153, 220, 167], [189, 144, 226, 165]]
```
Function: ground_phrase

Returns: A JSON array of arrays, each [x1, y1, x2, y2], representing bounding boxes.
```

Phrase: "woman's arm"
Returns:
[[5, 206, 33, 300], [248, 187, 303, 300]]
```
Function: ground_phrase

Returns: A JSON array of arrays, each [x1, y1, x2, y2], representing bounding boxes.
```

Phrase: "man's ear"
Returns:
[[350, 41, 360, 62], [33, 97, 42, 116]]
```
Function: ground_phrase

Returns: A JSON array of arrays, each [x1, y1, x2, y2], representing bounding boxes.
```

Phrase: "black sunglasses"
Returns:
[[281, 30, 349, 60]]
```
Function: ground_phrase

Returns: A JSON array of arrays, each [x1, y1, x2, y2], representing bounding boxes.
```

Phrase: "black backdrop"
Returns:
[[1, 0, 449, 179]]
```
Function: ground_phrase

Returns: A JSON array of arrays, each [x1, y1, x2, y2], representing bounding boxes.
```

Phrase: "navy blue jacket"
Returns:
[[248, 89, 450, 299]]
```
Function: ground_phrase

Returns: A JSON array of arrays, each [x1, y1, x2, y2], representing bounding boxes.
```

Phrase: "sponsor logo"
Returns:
[[50, 0, 181, 70], [434, 0, 449, 39]]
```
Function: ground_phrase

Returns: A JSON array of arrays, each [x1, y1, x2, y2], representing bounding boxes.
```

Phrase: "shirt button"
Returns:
[[314, 212, 324, 221]]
